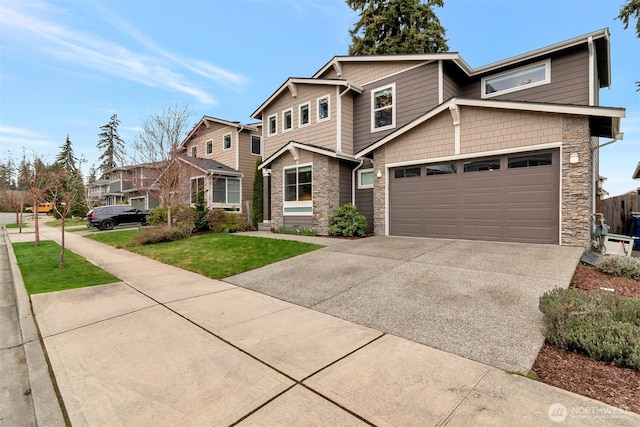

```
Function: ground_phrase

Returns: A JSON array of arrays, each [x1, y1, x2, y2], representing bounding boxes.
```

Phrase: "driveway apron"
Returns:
[[225, 235, 584, 373]]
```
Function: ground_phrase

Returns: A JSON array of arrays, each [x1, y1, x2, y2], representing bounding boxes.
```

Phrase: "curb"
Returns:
[[4, 229, 66, 426]]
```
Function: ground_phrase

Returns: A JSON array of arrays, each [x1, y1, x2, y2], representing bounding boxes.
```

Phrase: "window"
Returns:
[[223, 133, 232, 150], [426, 164, 457, 176], [268, 114, 277, 136], [251, 135, 261, 156], [371, 83, 395, 132], [283, 165, 313, 214], [191, 146, 197, 157], [317, 95, 330, 122], [206, 140, 213, 155], [299, 102, 310, 127], [508, 153, 552, 168], [482, 60, 550, 98], [464, 158, 500, 172], [190, 177, 205, 204], [282, 109, 293, 132], [213, 177, 240, 205], [394, 167, 421, 178], [358, 169, 374, 189]]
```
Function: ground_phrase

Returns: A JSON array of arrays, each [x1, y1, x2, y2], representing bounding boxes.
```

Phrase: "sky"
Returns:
[[0, 0, 638, 196]]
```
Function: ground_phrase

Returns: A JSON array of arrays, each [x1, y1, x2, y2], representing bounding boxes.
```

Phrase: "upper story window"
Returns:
[[191, 146, 197, 158], [206, 140, 213, 155], [251, 135, 261, 156], [282, 109, 293, 132], [482, 60, 551, 98], [223, 134, 232, 150], [371, 83, 396, 132], [268, 114, 277, 136], [299, 102, 310, 127], [317, 95, 330, 122]]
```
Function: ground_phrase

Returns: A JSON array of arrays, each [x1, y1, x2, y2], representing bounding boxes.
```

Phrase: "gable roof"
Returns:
[[259, 140, 357, 170], [355, 97, 625, 158], [313, 28, 610, 87], [633, 162, 640, 180], [182, 115, 260, 147], [250, 78, 363, 119], [177, 155, 242, 176]]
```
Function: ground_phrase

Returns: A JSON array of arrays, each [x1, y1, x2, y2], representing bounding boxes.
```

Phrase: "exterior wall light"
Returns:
[[569, 153, 580, 164], [376, 170, 383, 178]]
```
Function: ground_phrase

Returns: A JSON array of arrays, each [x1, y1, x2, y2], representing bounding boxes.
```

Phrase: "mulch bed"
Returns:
[[532, 263, 640, 415]]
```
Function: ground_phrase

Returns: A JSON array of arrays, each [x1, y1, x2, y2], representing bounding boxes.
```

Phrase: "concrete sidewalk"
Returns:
[[5, 224, 640, 426]]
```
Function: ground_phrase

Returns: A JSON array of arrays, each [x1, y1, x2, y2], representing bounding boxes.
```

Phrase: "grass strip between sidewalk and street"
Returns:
[[86, 230, 323, 279], [13, 241, 119, 294]]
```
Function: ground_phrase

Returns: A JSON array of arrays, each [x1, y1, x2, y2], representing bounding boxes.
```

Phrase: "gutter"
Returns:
[[351, 159, 365, 205]]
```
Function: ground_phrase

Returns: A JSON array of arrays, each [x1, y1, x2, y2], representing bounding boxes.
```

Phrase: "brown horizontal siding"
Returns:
[[461, 47, 589, 105], [355, 188, 374, 234], [339, 161, 352, 206], [353, 62, 440, 153], [283, 216, 313, 229]]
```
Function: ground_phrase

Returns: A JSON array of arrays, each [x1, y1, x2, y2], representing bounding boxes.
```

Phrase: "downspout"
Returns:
[[235, 125, 244, 170], [351, 159, 365, 205]]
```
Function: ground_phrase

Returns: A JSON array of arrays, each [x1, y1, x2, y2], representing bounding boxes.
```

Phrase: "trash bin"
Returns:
[[632, 212, 640, 250]]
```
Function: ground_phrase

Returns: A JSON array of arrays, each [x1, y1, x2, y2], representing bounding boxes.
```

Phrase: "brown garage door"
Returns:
[[389, 150, 560, 244]]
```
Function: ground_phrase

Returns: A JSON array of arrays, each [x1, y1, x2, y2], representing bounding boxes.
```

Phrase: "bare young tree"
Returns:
[[132, 104, 192, 225], [49, 167, 82, 267]]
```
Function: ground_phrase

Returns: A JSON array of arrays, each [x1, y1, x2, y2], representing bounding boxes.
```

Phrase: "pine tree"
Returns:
[[87, 163, 98, 184], [55, 135, 78, 173], [347, 0, 448, 55], [251, 158, 263, 227], [97, 113, 126, 178]]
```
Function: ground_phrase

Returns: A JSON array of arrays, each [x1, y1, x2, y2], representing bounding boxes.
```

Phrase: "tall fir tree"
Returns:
[[97, 113, 126, 178], [55, 135, 78, 173], [347, 0, 448, 55], [617, 0, 640, 90]]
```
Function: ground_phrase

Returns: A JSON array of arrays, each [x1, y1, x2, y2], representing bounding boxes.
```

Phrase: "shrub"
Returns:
[[173, 207, 197, 233], [328, 203, 367, 237], [147, 206, 168, 226], [596, 256, 640, 281], [223, 212, 250, 233], [131, 225, 191, 246], [539, 287, 640, 370], [207, 209, 228, 233], [192, 189, 210, 232]]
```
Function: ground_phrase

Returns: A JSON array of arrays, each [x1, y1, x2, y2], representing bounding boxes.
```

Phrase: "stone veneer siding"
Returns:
[[268, 151, 341, 235], [372, 147, 386, 236], [560, 115, 592, 247]]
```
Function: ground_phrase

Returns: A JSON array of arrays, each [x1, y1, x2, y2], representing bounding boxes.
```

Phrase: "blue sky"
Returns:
[[0, 0, 638, 196]]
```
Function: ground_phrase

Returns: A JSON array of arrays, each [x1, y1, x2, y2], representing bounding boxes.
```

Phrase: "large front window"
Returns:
[[190, 177, 205, 204], [283, 164, 312, 215], [213, 177, 240, 205], [371, 83, 395, 131]]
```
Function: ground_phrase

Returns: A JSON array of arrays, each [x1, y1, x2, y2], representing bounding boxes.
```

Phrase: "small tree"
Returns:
[[617, 0, 640, 90], [251, 158, 263, 228], [132, 104, 192, 226], [49, 168, 81, 267], [347, 0, 448, 55]]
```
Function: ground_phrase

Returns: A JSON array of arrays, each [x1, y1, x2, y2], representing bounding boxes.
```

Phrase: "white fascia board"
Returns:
[[259, 141, 356, 170], [312, 53, 461, 78], [469, 28, 609, 76]]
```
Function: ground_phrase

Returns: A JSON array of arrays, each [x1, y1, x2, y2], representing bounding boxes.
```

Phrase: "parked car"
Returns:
[[86, 205, 149, 230], [24, 202, 55, 215]]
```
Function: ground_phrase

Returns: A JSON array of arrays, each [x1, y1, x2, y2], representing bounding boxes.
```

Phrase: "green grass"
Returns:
[[86, 230, 323, 279], [12, 241, 119, 294], [5, 223, 27, 229], [45, 218, 87, 227]]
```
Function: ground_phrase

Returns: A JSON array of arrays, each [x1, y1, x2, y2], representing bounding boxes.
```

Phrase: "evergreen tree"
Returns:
[[617, 0, 640, 90], [97, 113, 126, 178], [55, 135, 78, 173], [17, 153, 31, 191], [251, 158, 263, 227], [87, 163, 98, 184], [347, 0, 448, 55]]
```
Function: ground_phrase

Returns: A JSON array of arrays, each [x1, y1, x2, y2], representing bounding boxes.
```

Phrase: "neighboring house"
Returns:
[[86, 179, 110, 206], [252, 28, 625, 247], [103, 164, 162, 210], [179, 116, 262, 213]]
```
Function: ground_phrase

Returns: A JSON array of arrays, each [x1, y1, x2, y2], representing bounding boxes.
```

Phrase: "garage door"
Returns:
[[389, 150, 559, 244]]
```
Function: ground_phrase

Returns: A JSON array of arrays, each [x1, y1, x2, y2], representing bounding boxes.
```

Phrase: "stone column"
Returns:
[[372, 147, 386, 236]]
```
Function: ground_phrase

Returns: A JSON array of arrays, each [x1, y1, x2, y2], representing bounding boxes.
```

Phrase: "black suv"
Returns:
[[87, 206, 150, 230]]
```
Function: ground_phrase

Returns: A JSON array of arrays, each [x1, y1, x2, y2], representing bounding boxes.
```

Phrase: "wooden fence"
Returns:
[[601, 193, 640, 235]]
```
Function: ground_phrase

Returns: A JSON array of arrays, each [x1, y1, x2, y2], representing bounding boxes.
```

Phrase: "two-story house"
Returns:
[[103, 163, 162, 210], [179, 116, 262, 213], [86, 179, 110, 207], [252, 28, 625, 247]]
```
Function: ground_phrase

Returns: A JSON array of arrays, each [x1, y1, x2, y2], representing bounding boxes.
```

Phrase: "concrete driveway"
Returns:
[[226, 235, 584, 373]]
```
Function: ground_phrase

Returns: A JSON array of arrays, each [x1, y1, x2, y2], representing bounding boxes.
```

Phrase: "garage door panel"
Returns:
[[390, 149, 559, 244]]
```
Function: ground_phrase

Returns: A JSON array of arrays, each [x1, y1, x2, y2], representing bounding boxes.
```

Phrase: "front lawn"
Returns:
[[45, 218, 87, 227], [5, 223, 27, 229], [86, 230, 323, 279], [12, 241, 119, 294]]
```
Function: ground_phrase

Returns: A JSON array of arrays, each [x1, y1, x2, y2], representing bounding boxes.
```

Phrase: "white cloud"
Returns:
[[0, 126, 56, 149], [0, 1, 242, 105]]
